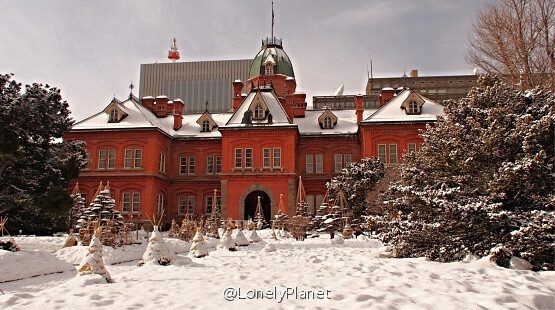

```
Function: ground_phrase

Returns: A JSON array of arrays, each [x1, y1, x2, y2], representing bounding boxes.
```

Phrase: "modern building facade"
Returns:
[[139, 59, 251, 113], [66, 36, 444, 227], [366, 70, 478, 103]]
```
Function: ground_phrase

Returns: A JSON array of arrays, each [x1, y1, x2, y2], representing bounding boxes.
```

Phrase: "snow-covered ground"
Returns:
[[1, 231, 554, 309]]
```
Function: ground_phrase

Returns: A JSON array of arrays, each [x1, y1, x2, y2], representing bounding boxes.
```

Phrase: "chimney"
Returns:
[[173, 99, 184, 130], [355, 94, 364, 124], [154, 96, 170, 117], [410, 69, 418, 78], [141, 96, 155, 110], [285, 77, 296, 95], [379, 88, 395, 106], [233, 80, 244, 112], [292, 93, 306, 118]]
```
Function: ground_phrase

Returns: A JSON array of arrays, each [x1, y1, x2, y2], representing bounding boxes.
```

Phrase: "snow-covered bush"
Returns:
[[217, 228, 236, 251], [374, 76, 554, 270], [189, 230, 209, 258], [78, 231, 113, 283], [141, 227, 172, 266], [327, 157, 385, 217], [234, 229, 250, 247]]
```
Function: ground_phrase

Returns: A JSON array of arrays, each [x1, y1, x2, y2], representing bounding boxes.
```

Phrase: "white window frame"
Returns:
[[216, 156, 222, 174], [179, 157, 187, 174], [245, 148, 253, 168], [315, 154, 323, 173], [235, 148, 243, 168], [124, 149, 132, 168], [202, 120, 210, 132], [378, 144, 386, 163], [205, 196, 213, 214], [159, 153, 166, 173], [98, 150, 106, 169], [134, 149, 142, 168], [408, 100, 418, 114], [109, 109, 118, 122], [273, 148, 281, 168], [178, 196, 186, 215], [344, 154, 352, 167], [389, 144, 398, 164], [306, 154, 313, 173], [122, 192, 130, 213], [132, 192, 140, 213], [84, 149, 90, 169], [188, 156, 195, 174], [263, 148, 271, 168], [187, 196, 195, 214], [254, 104, 264, 119], [107, 149, 116, 169], [206, 156, 214, 174], [323, 117, 333, 129], [408, 143, 416, 154], [157, 193, 164, 214], [334, 154, 342, 172]]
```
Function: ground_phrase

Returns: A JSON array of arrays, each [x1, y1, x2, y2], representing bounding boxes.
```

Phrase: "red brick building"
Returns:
[[65, 37, 444, 226]]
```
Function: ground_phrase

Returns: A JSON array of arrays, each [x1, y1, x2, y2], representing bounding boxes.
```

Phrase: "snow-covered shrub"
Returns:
[[78, 232, 113, 283], [141, 227, 172, 266], [327, 157, 385, 217], [189, 230, 209, 258], [234, 229, 250, 247], [374, 76, 554, 270], [217, 228, 236, 251], [248, 229, 262, 243]]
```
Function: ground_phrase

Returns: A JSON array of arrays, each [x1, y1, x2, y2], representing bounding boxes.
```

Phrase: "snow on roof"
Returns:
[[295, 109, 376, 135], [363, 90, 444, 123], [72, 97, 231, 138], [225, 88, 291, 126]]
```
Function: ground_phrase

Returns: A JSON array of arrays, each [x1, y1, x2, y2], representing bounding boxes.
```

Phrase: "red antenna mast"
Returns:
[[167, 38, 180, 62]]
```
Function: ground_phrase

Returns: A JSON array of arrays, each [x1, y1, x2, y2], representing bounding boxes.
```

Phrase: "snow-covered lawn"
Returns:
[[0, 231, 553, 309]]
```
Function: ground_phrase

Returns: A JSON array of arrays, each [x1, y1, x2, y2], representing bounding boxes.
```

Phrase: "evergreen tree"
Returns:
[[327, 157, 385, 217], [0, 74, 85, 235], [376, 76, 554, 270]]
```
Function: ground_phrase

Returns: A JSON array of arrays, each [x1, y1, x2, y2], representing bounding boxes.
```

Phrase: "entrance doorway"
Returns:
[[244, 190, 271, 225]]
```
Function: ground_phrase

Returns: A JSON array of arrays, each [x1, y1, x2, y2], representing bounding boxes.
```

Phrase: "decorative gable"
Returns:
[[196, 112, 218, 132], [317, 108, 338, 129], [400, 92, 425, 115], [248, 92, 269, 120], [103, 98, 128, 123]]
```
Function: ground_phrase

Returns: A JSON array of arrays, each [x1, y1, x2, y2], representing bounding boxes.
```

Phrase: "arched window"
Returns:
[[323, 117, 333, 129], [202, 120, 210, 132], [109, 109, 118, 122], [254, 104, 265, 119], [408, 101, 419, 114]]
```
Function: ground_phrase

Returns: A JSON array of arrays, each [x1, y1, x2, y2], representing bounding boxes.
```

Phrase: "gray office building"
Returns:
[[139, 59, 252, 113]]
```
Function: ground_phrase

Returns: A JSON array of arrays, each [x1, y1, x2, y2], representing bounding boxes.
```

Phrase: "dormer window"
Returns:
[[254, 103, 265, 119], [323, 117, 333, 129], [109, 109, 119, 122], [202, 120, 210, 132], [318, 109, 338, 129], [265, 64, 274, 75], [408, 100, 418, 114]]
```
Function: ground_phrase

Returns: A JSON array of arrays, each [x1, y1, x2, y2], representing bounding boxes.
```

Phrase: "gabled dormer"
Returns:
[[400, 92, 425, 115], [196, 112, 218, 132], [318, 108, 338, 129], [264, 53, 275, 75], [249, 92, 270, 120], [103, 98, 128, 123]]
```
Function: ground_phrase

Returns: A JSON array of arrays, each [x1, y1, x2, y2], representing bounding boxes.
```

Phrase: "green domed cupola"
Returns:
[[248, 37, 295, 79]]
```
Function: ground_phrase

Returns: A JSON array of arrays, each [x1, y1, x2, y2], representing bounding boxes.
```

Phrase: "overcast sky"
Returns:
[[0, 0, 485, 121]]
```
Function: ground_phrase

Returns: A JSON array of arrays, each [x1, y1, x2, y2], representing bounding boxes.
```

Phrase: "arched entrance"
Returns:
[[244, 190, 271, 225]]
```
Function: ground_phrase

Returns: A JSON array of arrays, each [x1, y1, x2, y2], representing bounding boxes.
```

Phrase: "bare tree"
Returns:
[[467, 0, 555, 90]]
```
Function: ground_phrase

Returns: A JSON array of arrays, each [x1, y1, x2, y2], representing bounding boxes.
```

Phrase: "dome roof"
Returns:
[[248, 38, 295, 79]]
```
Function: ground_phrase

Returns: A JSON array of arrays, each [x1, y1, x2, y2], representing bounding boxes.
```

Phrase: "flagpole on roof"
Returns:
[[271, 1, 274, 40]]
